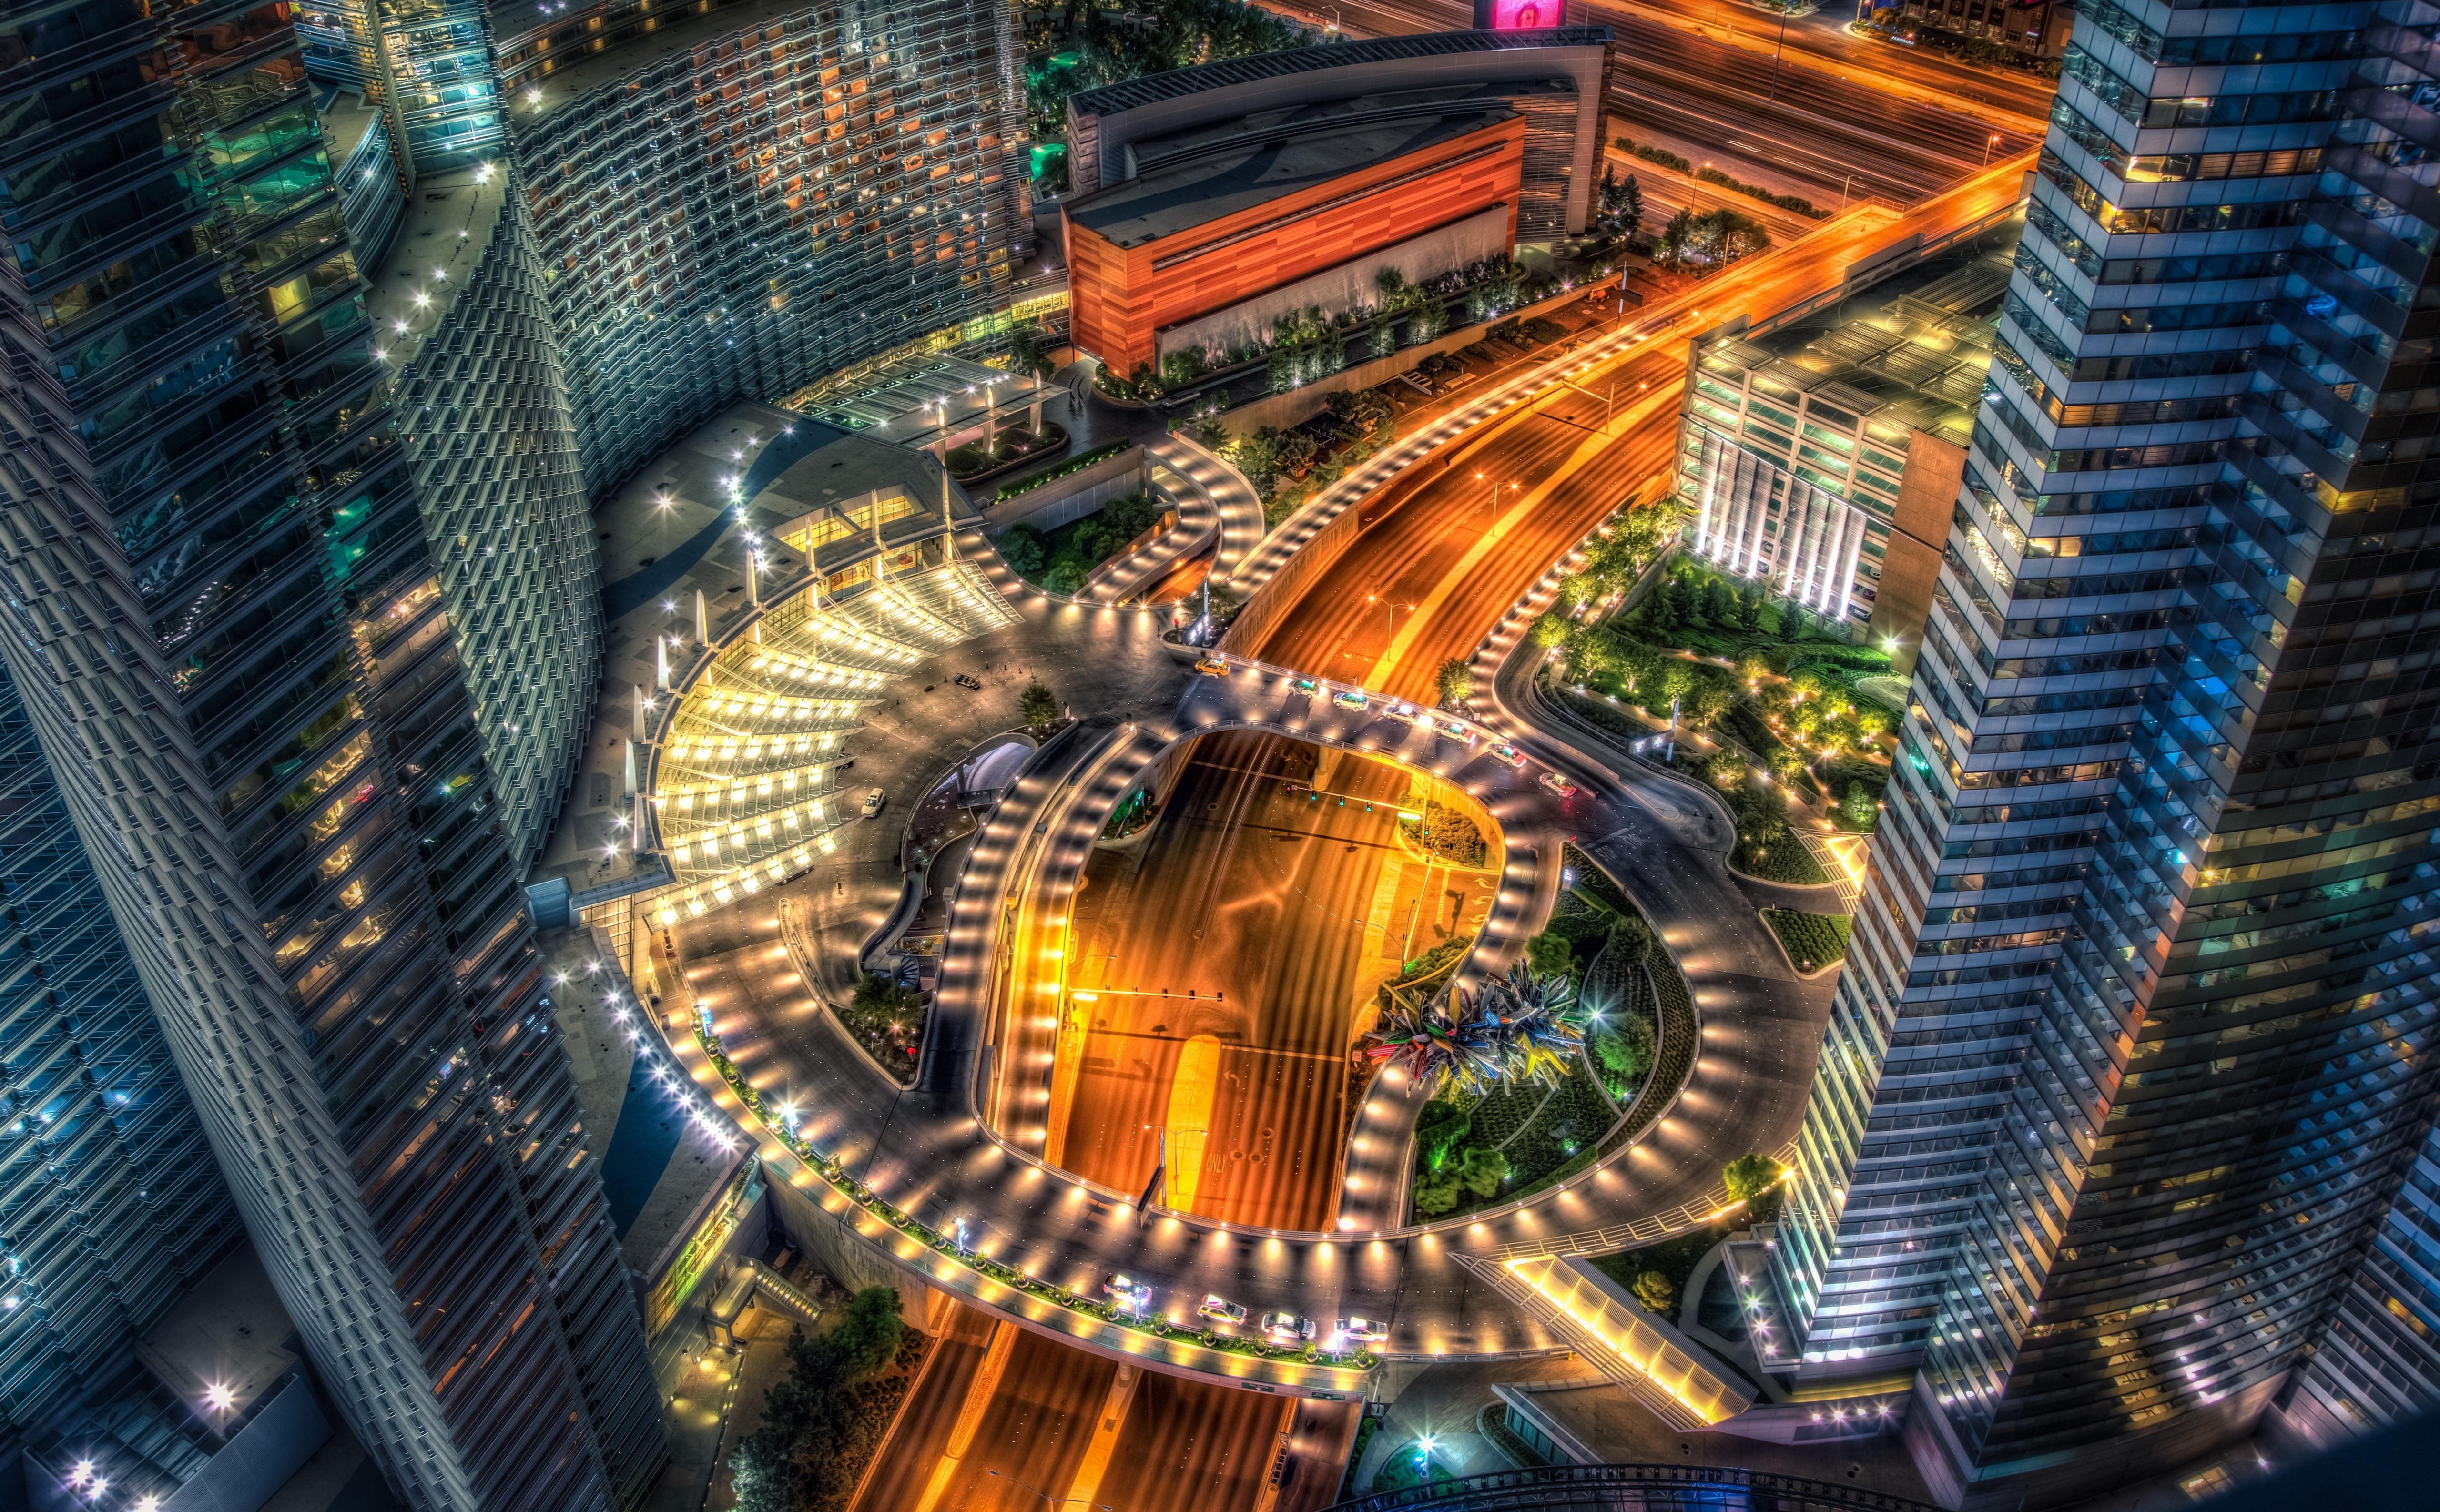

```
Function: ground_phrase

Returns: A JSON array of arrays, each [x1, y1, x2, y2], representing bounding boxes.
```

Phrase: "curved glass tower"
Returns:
[[1773, 0, 2440, 1505]]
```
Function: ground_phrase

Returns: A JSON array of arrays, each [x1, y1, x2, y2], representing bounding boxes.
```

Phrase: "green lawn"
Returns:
[[1761, 908, 1851, 971]]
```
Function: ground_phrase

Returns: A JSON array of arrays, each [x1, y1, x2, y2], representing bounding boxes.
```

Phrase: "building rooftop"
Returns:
[[364, 163, 511, 372], [136, 1244, 303, 1419], [313, 86, 386, 169], [1697, 243, 2015, 446], [1066, 26, 1608, 118], [1065, 84, 1527, 248]]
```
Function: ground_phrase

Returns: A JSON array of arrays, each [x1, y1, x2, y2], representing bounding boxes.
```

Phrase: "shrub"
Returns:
[[1524, 931, 1573, 979], [1413, 1171, 1462, 1215], [1631, 1270, 1677, 1315], [1416, 1099, 1472, 1171], [1592, 1013, 1653, 1083], [1458, 1147, 1511, 1199]]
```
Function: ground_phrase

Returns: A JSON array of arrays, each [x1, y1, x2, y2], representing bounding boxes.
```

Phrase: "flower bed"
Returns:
[[690, 1017, 1375, 1374]]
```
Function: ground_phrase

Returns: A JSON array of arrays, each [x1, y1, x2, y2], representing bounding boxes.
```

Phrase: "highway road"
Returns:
[[652, 181, 2025, 1498], [1051, 730, 1408, 1233], [1272, 0, 2044, 206]]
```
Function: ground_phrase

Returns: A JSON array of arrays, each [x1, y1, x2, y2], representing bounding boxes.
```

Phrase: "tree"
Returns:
[[1658, 207, 1693, 263], [1593, 1012, 1655, 1083], [1736, 582, 1766, 632], [1776, 599, 1808, 640], [1699, 578, 1732, 625], [1525, 931, 1573, 980], [727, 1286, 909, 1510], [1705, 750, 1744, 790], [1724, 1152, 1786, 1203], [1843, 780, 1881, 830], [1458, 1146, 1512, 1198], [1416, 1099, 1472, 1171], [1688, 680, 1739, 729], [1631, 1270, 1677, 1315], [1735, 652, 1771, 686], [1641, 578, 1678, 633], [1005, 319, 1056, 381], [1435, 657, 1474, 706], [1531, 614, 1572, 650], [998, 524, 1046, 579], [1769, 743, 1809, 787], [1667, 575, 1700, 626], [1019, 680, 1059, 731], [1655, 660, 1695, 709]]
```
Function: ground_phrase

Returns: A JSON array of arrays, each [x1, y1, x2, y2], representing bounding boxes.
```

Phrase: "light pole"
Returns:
[[1767, 2, 1790, 102], [1983, 132, 2003, 167], [1838, 173, 1859, 212], [1367, 594, 1416, 639]]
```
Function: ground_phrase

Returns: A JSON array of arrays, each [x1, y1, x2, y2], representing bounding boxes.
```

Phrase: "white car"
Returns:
[[1260, 1310, 1316, 1341], [1385, 702, 1428, 727], [1488, 741, 1527, 770], [860, 788, 886, 817], [1434, 717, 1476, 746], [1103, 1273, 1152, 1312], [1199, 1294, 1248, 1325], [1539, 771, 1578, 799], [1334, 1317, 1389, 1344]]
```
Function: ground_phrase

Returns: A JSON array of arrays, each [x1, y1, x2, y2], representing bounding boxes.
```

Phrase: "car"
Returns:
[[1334, 1317, 1389, 1344], [1103, 1273, 1152, 1311], [1384, 702, 1428, 727], [1193, 657, 1229, 678], [1539, 771, 1578, 799], [1332, 689, 1369, 711], [1434, 717, 1476, 746], [1260, 1310, 1317, 1341], [1199, 1294, 1248, 1325], [860, 789, 886, 817], [1292, 677, 1319, 695], [1489, 741, 1527, 769]]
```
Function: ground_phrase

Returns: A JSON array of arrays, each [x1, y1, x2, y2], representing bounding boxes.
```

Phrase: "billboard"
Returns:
[[1480, 0, 1556, 26]]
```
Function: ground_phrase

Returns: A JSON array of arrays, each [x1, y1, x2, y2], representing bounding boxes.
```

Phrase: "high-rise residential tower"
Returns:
[[0, 660, 240, 1423], [1772, 0, 2440, 1505], [0, 1, 661, 1507]]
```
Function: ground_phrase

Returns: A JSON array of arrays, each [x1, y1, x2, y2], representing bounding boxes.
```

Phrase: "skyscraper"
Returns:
[[1772, 0, 2440, 1505], [0, 0, 660, 1506], [0, 660, 239, 1423]]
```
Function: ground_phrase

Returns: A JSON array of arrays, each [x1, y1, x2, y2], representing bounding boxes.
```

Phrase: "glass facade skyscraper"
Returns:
[[0, 0, 661, 1506], [0, 660, 239, 1425], [1773, 0, 2440, 1505], [511, 0, 1035, 493]]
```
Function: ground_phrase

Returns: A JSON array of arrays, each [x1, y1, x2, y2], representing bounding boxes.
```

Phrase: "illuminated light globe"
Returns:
[[1365, 963, 1583, 1099]]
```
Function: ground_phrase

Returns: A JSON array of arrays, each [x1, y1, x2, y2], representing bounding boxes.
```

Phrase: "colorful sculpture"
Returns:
[[1366, 962, 1585, 1099]]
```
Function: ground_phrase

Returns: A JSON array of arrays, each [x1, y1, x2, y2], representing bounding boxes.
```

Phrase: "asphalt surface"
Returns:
[[1283, 0, 2047, 205], [1053, 730, 1407, 1233], [661, 190, 2024, 1512]]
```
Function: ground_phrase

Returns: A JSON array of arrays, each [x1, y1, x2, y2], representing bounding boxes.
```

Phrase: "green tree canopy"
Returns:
[[1723, 1152, 1786, 1202]]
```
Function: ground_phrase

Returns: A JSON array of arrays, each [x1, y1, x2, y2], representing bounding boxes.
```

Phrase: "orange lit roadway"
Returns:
[[660, 162, 2032, 1391]]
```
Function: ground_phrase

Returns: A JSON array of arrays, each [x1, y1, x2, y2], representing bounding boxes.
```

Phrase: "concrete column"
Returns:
[[694, 589, 709, 646]]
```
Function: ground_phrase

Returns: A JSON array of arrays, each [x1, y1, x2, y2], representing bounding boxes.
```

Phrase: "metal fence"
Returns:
[[1325, 1463, 1942, 1512]]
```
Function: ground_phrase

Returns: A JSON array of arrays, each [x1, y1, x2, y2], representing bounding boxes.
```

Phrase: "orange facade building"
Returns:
[[1063, 104, 1529, 380]]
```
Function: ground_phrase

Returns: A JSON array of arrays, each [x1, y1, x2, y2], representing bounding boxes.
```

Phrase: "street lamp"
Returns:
[[1984, 132, 2003, 167]]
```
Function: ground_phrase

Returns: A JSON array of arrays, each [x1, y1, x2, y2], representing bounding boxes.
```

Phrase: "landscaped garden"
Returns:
[[839, 972, 926, 1083], [1760, 909, 1852, 973], [1537, 546, 1900, 886], [995, 490, 1171, 596], [1402, 849, 1693, 1222]]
